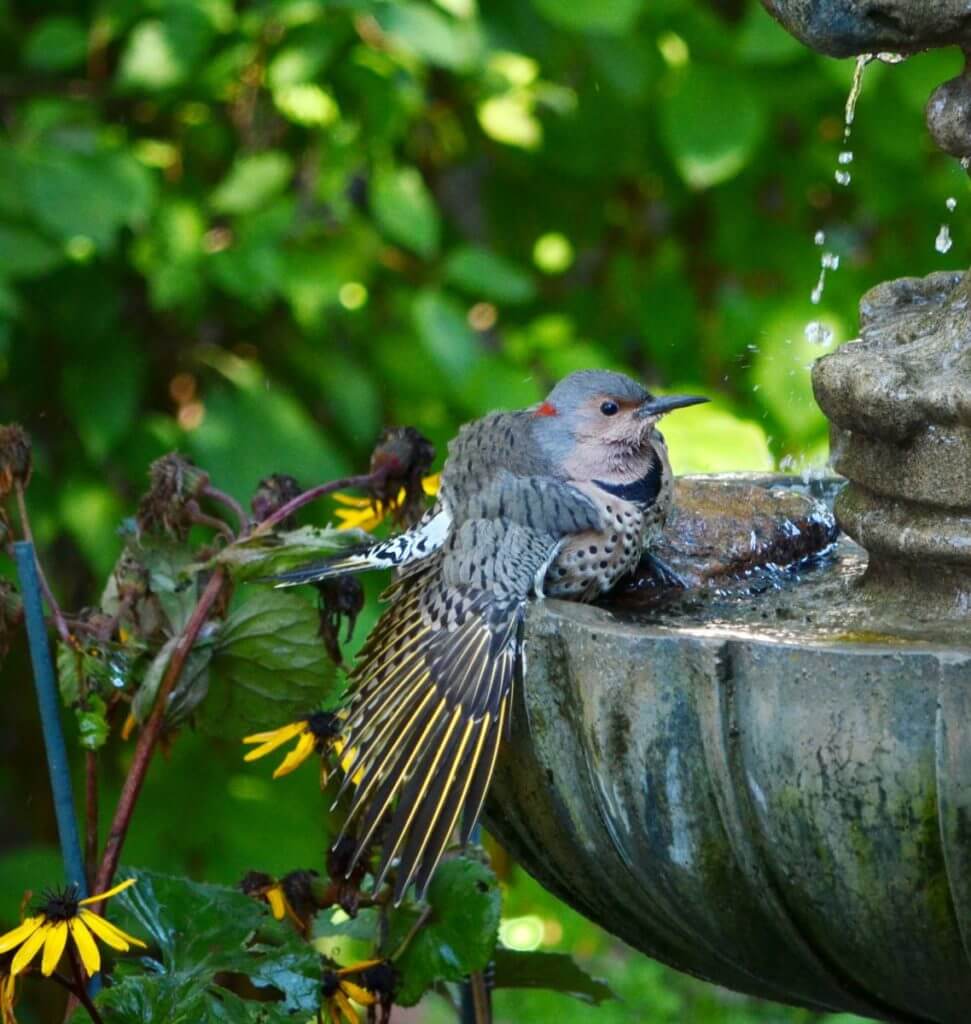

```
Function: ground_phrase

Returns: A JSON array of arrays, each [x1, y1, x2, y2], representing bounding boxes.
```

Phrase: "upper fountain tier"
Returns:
[[761, 1, 971, 58]]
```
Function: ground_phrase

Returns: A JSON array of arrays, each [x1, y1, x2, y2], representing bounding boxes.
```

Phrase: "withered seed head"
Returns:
[[137, 453, 209, 538], [0, 580, 23, 660], [315, 575, 365, 665], [0, 424, 32, 500], [368, 426, 435, 528], [251, 473, 302, 526]]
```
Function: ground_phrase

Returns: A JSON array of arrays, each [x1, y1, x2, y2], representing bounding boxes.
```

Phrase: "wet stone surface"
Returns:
[[612, 475, 837, 606]]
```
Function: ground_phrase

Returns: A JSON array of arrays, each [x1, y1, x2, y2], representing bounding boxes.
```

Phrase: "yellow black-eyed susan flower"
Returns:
[[321, 959, 396, 1024], [0, 878, 145, 979], [1, 952, 18, 1024], [240, 869, 320, 936], [242, 711, 343, 780], [331, 474, 439, 532]]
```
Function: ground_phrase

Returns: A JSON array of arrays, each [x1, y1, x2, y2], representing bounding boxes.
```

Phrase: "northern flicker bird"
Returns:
[[274, 370, 707, 901]]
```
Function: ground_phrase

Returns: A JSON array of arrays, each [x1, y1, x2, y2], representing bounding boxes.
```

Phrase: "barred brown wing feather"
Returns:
[[337, 580, 524, 901]]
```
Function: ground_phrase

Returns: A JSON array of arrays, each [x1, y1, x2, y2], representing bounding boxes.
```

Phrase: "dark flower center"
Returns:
[[39, 885, 80, 922], [307, 711, 341, 748]]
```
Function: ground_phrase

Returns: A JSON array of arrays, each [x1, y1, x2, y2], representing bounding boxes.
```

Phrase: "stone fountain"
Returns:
[[487, 6, 971, 1022]]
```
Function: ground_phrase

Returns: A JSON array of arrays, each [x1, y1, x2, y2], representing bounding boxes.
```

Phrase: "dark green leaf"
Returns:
[[371, 166, 440, 258], [0, 223, 62, 278], [531, 0, 642, 34], [444, 246, 536, 305], [131, 632, 215, 727], [202, 588, 337, 738], [386, 858, 501, 1006], [413, 290, 482, 382], [492, 948, 615, 1005], [24, 16, 89, 72]]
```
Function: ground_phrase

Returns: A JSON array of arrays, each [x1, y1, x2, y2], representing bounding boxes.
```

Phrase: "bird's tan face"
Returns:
[[558, 393, 657, 480]]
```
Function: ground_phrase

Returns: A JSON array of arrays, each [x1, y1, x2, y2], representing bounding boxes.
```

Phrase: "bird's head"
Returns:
[[530, 370, 708, 471]]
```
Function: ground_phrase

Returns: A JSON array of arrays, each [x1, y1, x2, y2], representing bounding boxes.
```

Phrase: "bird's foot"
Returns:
[[636, 551, 688, 590]]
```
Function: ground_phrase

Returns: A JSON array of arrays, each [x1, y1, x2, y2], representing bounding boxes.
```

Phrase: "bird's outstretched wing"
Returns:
[[336, 518, 556, 901], [269, 505, 451, 587]]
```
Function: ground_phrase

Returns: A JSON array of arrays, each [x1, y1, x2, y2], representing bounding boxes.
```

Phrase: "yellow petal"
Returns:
[[332, 990, 358, 1024], [10, 923, 49, 975], [422, 473, 441, 495], [79, 910, 146, 950], [242, 721, 307, 761], [121, 713, 137, 741], [266, 887, 286, 921], [336, 959, 382, 976], [40, 922, 68, 977], [332, 492, 372, 508], [341, 980, 377, 1006], [334, 506, 383, 532], [272, 730, 316, 778], [68, 919, 101, 976], [0, 917, 43, 954], [79, 876, 137, 906]]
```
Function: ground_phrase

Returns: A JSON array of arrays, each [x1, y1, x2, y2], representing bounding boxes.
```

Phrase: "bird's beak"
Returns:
[[634, 393, 709, 419]]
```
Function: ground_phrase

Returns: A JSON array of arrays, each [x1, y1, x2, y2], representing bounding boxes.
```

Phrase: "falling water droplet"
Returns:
[[821, 252, 840, 270], [804, 321, 834, 346], [946, 197, 958, 212], [874, 52, 906, 64], [838, 151, 854, 165], [843, 54, 872, 139], [814, 230, 825, 246], [834, 169, 852, 186], [779, 454, 796, 471], [935, 224, 953, 254]]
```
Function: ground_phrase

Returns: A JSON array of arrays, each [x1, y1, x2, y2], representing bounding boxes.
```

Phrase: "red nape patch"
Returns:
[[534, 402, 558, 417]]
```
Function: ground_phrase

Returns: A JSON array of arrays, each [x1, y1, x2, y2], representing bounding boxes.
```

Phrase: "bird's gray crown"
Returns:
[[544, 370, 649, 409]]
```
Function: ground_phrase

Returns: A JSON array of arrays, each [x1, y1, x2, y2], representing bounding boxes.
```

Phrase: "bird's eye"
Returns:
[[600, 400, 619, 416]]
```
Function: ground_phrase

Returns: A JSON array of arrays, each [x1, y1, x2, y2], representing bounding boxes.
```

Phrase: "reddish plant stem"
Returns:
[[14, 481, 71, 644], [91, 568, 228, 910], [251, 471, 386, 537], [67, 947, 104, 1024], [201, 483, 248, 534], [85, 751, 98, 892]]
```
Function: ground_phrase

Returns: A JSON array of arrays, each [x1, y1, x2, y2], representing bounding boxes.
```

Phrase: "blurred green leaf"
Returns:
[[492, 948, 615, 1005], [736, 5, 804, 65], [210, 152, 294, 215], [660, 65, 766, 189], [413, 290, 481, 381], [371, 166, 440, 258], [24, 16, 88, 72], [375, 3, 482, 71], [531, 0, 643, 34], [386, 858, 501, 1006], [445, 246, 536, 304], [202, 588, 336, 738], [77, 694, 110, 751], [662, 402, 773, 475], [118, 10, 215, 92], [0, 223, 62, 278]]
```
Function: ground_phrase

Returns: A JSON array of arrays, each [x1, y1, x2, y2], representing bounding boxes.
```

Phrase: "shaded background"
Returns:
[[0, 0, 965, 1019]]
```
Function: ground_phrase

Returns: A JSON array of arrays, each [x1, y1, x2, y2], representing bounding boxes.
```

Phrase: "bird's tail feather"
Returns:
[[335, 578, 521, 902]]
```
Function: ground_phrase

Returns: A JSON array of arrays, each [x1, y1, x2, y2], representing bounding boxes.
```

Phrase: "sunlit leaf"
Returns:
[[375, 3, 482, 71], [210, 152, 294, 215], [413, 290, 481, 381]]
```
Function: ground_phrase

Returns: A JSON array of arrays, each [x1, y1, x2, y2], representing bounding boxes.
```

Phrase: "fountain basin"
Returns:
[[488, 476, 971, 1024]]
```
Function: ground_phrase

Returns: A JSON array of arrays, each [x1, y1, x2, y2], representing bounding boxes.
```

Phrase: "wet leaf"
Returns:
[[77, 694, 110, 751], [201, 589, 337, 738], [386, 858, 501, 1006], [491, 948, 614, 1004]]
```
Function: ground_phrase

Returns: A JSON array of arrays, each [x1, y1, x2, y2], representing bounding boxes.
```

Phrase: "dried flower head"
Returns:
[[0, 425, 31, 501], [0, 582, 22, 662], [137, 453, 209, 538], [251, 473, 302, 527], [368, 427, 435, 528], [315, 575, 365, 665]]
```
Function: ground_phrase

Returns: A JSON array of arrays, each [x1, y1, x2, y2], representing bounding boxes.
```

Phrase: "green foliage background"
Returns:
[[0, 0, 966, 1020]]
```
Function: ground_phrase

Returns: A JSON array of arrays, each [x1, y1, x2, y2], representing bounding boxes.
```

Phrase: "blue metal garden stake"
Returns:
[[14, 541, 101, 993]]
